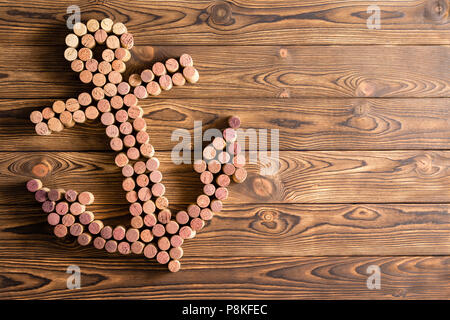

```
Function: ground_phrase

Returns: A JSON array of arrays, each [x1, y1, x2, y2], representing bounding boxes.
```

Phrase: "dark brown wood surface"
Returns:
[[1, 0, 450, 299]]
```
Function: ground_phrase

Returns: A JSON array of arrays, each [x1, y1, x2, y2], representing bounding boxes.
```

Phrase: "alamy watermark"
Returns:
[[367, 4, 381, 29], [366, 264, 381, 290], [66, 5, 80, 30], [66, 265, 81, 289]]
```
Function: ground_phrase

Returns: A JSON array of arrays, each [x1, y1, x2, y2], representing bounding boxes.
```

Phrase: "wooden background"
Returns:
[[1, 0, 450, 299]]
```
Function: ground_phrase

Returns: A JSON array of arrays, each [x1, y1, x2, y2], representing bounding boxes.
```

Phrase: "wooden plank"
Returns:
[[3, 98, 450, 151], [1, 45, 450, 98], [3, 151, 450, 204], [2, 204, 450, 256], [2, 0, 450, 46], [0, 255, 448, 299]]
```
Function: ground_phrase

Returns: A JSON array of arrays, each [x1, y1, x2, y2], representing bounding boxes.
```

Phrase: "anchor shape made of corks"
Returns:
[[26, 19, 247, 272]]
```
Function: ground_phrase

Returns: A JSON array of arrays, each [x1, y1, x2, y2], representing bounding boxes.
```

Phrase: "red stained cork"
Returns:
[[129, 202, 143, 216], [35, 188, 49, 202], [165, 58, 179, 73], [159, 74, 173, 91], [134, 85, 148, 99], [138, 187, 151, 202], [126, 190, 138, 203], [118, 241, 131, 255], [146, 158, 160, 172], [233, 167, 248, 183], [136, 131, 150, 145], [97, 99, 111, 113], [140, 69, 154, 83], [113, 225, 126, 241], [26, 179, 42, 192], [158, 236, 171, 251], [65, 189, 78, 202], [143, 200, 156, 215], [152, 62, 166, 77], [115, 110, 129, 123], [152, 223, 166, 237], [197, 194, 210, 208], [94, 29, 108, 44], [170, 235, 184, 248], [176, 210, 189, 225], [111, 95, 124, 110], [155, 196, 169, 210], [127, 147, 140, 160], [131, 216, 144, 229], [131, 241, 144, 254], [42, 200, 56, 213], [210, 199, 223, 212], [216, 174, 231, 187], [105, 240, 118, 253], [144, 212, 157, 227], [117, 81, 130, 95], [179, 54, 194, 67], [168, 260, 181, 273], [156, 251, 170, 264], [143, 243, 157, 259], [123, 134, 136, 148], [136, 174, 149, 187], [187, 204, 201, 218], [121, 164, 134, 177], [115, 153, 129, 167], [47, 212, 60, 226], [222, 163, 236, 176], [110, 137, 123, 151], [48, 189, 64, 201], [190, 217, 205, 231], [101, 225, 113, 240], [78, 233, 92, 246], [70, 223, 84, 236], [146, 81, 161, 96], [119, 122, 133, 135], [93, 236, 106, 249], [203, 183, 216, 196], [140, 229, 153, 243], [169, 246, 184, 260], [179, 226, 196, 239], [166, 221, 179, 234], [158, 209, 172, 224], [88, 220, 104, 234], [78, 191, 94, 205], [70, 202, 85, 215], [208, 160, 221, 174], [100, 112, 115, 126], [124, 93, 138, 107], [55, 201, 69, 215], [79, 211, 95, 225], [86, 59, 99, 73], [54, 224, 68, 238], [62, 214, 75, 227], [128, 106, 143, 119], [200, 208, 214, 221], [149, 170, 162, 183], [200, 171, 214, 185], [134, 161, 147, 174], [182, 66, 199, 83], [215, 187, 229, 200], [172, 72, 186, 86]]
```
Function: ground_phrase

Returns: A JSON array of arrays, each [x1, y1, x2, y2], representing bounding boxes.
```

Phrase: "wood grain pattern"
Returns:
[[2, 45, 450, 98], [0, 256, 449, 299], [2, 98, 450, 151], [2, 0, 450, 46]]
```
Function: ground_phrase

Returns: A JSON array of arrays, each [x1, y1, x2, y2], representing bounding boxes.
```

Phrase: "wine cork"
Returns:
[[165, 58, 179, 73], [131, 241, 144, 254], [106, 125, 120, 138], [79, 211, 95, 225], [158, 209, 171, 224], [65, 98, 80, 112], [79, 70, 92, 83], [200, 208, 214, 221], [179, 226, 195, 239], [81, 33, 95, 49], [170, 235, 184, 248], [232, 153, 246, 168], [64, 47, 78, 61], [102, 48, 115, 62], [126, 190, 138, 203], [55, 201, 69, 215], [222, 163, 236, 176], [151, 183, 165, 197], [183, 66, 199, 83], [115, 48, 131, 62], [146, 81, 161, 96], [65, 189, 78, 202], [78, 191, 94, 205], [233, 167, 247, 183], [140, 229, 153, 243], [176, 210, 189, 225], [120, 33, 134, 49], [200, 171, 213, 185], [71, 59, 84, 72], [65, 33, 79, 48], [117, 241, 132, 256], [60, 110, 75, 128], [149, 170, 162, 183], [47, 212, 60, 226], [92, 73, 106, 87], [143, 201, 156, 215], [172, 72, 186, 86], [105, 240, 118, 253], [126, 228, 140, 242], [26, 179, 42, 192], [140, 143, 154, 158], [70, 202, 85, 215], [129, 202, 143, 216], [190, 217, 205, 231], [210, 199, 223, 212], [197, 194, 210, 208], [136, 174, 149, 187], [100, 112, 115, 126], [42, 107, 55, 119], [203, 183, 216, 196], [91, 86, 104, 101], [155, 196, 169, 210], [117, 81, 131, 95], [152, 62, 166, 77], [54, 224, 68, 238], [202, 146, 216, 160], [111, 95, 124, 110], [122, 177, 135, 192], [112, 59, 126, 73], [218, 151, 231, 164], [134, 85, 148, 99], [140, 69, 154, 83], [115, 153, 129, 168], [136, 131, 150, 145], [87, 19, 100, 33], [94, 29, 108, 44], [93, 236, 106, 249], [101, 18, 114, 32], [127, 106, 143, 119], [152, 223, 165, 237], [88, 220, 104, 234], [121, 164, 134, 177], [127, 147, 140, 160], [169, 246, 184, 260], [85, 58, 98, 72], [113, 225, 126, 241], [98, 61, 112, 75], [48, 117, 64, 132], [62, 213, 75, 227], [159, 74, 173, 91], [227, 142, 242, 155], [215, 187, 228, 200], [30, 110, 43, 124], [216, 174, 231, 187], [146, 158, 160, 172], [193, 159, 207, 173], [166, 220, 179, 234], [73, 22, 87, 36], [124, 93, 138, 107], [35, 122, 51, 136], [133, 161, 147, 174], [108, 70, 122, 84], [35, 188, 49, 202], [128, 74, 142, 87], [77, 233, 92, 246], [112, 22, 127, 35], [70, 222, 84, 236], [158, 236, 170, 251], [228, 116, 241, 129], [156, 251, 170, 264], [119, 121, 133, 135], [78, 92, 92, 106], [143, 243, 157, 259], [78, 47, 93, 61], [131, 216, 144, 229], [97, 99, 111, 113], [168, 260, 181, 273], [208, 159, 221, 174], [101, 225, 113, 240], [213, 137, 226, 150], [179, 53, 194, 67], [223, 128, 237, 142]]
